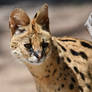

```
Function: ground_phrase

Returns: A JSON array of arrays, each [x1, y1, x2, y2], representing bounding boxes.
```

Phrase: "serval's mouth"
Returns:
[[27, 55, 45, 65]]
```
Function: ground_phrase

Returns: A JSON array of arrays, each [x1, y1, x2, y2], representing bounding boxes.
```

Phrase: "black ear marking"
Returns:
[[34, 13, 37, 18]]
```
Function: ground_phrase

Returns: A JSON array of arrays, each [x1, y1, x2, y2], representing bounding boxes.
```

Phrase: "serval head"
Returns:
[[9, 4, 53, 65]]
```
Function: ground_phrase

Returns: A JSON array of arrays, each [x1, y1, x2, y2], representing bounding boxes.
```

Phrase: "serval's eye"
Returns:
[[24, 43, 32, 49], [41, 42, 48, 48], [15, 28, 26, 35], [19, 29, 26, 33]]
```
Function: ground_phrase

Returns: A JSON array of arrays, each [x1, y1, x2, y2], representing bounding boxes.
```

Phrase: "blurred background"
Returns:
[[0, 0, 92, 92]]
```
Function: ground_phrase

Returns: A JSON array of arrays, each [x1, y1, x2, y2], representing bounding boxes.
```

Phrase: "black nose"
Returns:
[[24, 43, 32, 49]]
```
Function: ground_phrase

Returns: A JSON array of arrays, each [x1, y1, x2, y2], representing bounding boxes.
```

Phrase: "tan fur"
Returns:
[[9, 4, 92, 92]]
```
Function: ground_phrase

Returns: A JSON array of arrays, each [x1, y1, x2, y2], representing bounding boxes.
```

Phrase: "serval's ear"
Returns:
[[34, 4, 50, 32], [9, 8, 30, 36]]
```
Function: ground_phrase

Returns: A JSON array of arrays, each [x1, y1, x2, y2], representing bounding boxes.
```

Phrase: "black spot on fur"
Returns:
[[86, 83, 91, 89], [79, 52, 88, 60], [73, 66, 79, 73], [61, 84, 64, 88], [61, 39, 76, 42], [56, 72, 62, 80], [71, 77, 76, 83], [57, 78, 59, 80], [57, 42, 67, 52], [78, 86, 83, 92], [50, 63, 53, 66], [57, 87, 61, 91], [59, 72, 62, 78], [47, 70, 51, 73], [52, 69, 57, 76], [57, 57, 64, 64], [67, 73, 70, 75], [69, 83, 74, 90], [80, 41, 92, 49], [64, 65, 69, 71], [64, 77, 66, 80], [70, 49, 79, 56], [61, 45, 67, 52], [56, 56, 61, 64], [79, 72, 85, 80], [70, 49, 88, 60], [54, 46, 57, 50], [88, 72, 92, 79], [67, 57, 71, 63]]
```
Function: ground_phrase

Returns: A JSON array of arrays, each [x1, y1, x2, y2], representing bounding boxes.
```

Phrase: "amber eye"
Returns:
[[41, 42, 48, 48]]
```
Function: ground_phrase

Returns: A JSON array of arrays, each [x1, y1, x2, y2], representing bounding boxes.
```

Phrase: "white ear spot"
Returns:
[[85, 12, 92, 37]]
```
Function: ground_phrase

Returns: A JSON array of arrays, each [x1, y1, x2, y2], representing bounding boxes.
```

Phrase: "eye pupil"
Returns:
[[24, 43, 32, 49]]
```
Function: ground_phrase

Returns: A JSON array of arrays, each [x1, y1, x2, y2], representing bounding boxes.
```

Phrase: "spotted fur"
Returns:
[[9, 4, 92, 92]]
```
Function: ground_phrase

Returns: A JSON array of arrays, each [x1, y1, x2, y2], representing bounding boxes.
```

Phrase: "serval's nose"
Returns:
[[24, 43, 41, 59], [33, 51, 42, 59]]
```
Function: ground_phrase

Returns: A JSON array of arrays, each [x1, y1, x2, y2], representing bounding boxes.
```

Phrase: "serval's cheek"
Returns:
[[11, 48, 22, 59]]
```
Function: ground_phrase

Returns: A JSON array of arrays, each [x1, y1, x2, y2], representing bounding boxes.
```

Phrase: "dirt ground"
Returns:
[[0, 3, 92, 92]]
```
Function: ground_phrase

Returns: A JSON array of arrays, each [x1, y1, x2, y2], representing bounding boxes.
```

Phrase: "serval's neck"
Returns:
[[24, 41, 61, 80]]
